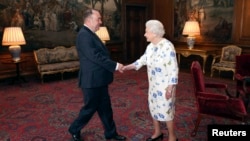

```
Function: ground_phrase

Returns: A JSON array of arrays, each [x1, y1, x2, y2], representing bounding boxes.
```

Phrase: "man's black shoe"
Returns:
[[107, 135, 126, 140], [70, 132, 82, 141]]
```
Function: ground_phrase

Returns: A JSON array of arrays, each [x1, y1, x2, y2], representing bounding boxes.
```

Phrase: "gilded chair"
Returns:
[[190, 61, 247, 137], [210, 45, 242, 80], [235, 54, 250, 109]]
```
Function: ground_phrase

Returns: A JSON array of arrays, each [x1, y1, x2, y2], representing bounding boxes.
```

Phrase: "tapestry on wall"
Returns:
[[174, 0, 234, 44], [0, 0, 122, 50]]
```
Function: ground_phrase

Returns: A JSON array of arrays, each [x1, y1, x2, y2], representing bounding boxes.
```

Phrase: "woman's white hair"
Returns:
[[145, 20, 165, 37]]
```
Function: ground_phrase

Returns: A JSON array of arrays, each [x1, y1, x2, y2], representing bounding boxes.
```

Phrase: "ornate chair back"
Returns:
[[210, 45, 242, 80]]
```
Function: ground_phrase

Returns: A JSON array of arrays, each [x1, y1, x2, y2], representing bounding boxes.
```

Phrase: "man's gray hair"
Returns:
[[145, 20, 165, 37]]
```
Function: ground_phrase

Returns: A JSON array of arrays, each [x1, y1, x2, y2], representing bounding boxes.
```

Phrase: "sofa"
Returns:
[[33, 46, 79, 83]]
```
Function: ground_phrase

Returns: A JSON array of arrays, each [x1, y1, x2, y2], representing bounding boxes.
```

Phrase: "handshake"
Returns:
[[117, 63, 136, 73]]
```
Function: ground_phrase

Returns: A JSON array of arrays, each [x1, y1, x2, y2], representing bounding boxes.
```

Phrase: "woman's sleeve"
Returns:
[[166, 43, 179, 85], [133, 46, 150, 70]]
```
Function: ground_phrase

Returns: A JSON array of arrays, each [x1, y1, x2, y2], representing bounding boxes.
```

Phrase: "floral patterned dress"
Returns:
[[134, 39, 179, 121]]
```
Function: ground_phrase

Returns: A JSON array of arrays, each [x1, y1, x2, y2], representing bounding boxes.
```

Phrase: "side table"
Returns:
[[2, 59, 27, 85], [12, 60, 28, 84], [175, 45, 220, 73]]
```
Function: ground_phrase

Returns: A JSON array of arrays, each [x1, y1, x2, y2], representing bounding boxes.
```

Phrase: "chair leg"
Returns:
[[244, 94, 250, 110], [232, 71, 235, 80], [225, 89, 234, 97], [61, 72, 64, 80], [210, 68, 214, 77], [41, 74, 44, 84], [191, 114, 202, 137], [236, 90, 240, 97]]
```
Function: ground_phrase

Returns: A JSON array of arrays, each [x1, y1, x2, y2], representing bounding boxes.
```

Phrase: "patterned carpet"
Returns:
[[0, 67, 248, 141]]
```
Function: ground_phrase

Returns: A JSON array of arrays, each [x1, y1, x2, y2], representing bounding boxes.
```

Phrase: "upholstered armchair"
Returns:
[[210, 45, 242, 80], [235, 54, 250, 109], [190, 61, 247, 137]]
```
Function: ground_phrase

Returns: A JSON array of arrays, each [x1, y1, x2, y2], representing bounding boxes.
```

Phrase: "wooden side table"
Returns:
[[12, 60, 27, 84], [2, 59, 27, 85], [175, 44, 220, 73]]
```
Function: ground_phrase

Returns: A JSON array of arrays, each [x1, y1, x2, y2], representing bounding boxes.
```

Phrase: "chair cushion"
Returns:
[[198, 97, 247, 119], [212, 62, 235, 68], [228, 98, 247, 115]]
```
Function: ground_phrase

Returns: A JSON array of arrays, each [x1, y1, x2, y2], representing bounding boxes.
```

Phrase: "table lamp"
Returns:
[[182, 21, 200, 49], [2, 27, 26, 62], [95, 26, 110, 44]]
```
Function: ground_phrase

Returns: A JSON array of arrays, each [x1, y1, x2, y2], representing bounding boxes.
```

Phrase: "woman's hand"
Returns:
[[165, 85, 176, 100], [122, 64, 136, 71]]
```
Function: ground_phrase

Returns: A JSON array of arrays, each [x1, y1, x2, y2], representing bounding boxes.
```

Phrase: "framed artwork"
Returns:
[[0, 0, 122, 51], [174, 0, 234, 44]]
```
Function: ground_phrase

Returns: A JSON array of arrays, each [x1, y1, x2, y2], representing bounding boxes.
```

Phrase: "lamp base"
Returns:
[[186, 36, 196, 49], [9, 45, 21, 62]]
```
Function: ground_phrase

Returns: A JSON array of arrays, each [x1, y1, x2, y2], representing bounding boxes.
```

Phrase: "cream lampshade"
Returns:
[[95, 26, 110, 44], [182, 21, 200, 49], [2, 27, 26, 62]]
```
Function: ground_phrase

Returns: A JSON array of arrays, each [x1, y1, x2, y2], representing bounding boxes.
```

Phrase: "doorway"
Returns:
[[125, 5, 147, 63]]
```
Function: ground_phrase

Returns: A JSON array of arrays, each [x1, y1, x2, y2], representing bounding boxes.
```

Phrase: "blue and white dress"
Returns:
[[134, 39, 179, 121]]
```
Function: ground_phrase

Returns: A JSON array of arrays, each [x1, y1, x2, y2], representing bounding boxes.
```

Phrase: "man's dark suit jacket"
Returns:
[[76, 26, 117, 88]]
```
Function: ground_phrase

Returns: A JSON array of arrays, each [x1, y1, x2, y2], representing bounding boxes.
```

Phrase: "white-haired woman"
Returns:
[[123, 20, 178, 141]]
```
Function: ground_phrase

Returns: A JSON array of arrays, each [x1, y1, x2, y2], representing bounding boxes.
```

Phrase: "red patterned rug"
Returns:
[[0, 67, 248, 141]]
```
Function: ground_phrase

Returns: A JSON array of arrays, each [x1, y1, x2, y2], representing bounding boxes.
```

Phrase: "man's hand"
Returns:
[[118, 63, 124, 73]]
